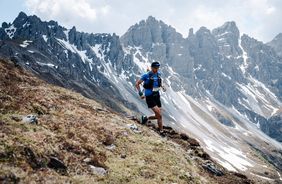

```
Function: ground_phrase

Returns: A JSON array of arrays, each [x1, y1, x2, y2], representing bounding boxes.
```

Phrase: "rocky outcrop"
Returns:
[[268, 33, 282, 57]]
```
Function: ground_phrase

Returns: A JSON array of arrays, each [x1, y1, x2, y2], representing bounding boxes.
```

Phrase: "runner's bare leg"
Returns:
[[151, 106, 163, 130]]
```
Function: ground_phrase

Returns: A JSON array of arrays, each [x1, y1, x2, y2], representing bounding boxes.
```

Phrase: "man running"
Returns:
[[135, 61, 165, 132]]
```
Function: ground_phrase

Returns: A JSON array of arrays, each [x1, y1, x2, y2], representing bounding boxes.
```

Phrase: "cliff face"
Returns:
[[0, 59, 255, 183]]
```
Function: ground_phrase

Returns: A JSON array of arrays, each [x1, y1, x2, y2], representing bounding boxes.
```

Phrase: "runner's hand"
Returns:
[[138, 91, 143, 96]]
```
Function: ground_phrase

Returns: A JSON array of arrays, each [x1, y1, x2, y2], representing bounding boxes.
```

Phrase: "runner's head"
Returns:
[[151, 62, 160, 73]]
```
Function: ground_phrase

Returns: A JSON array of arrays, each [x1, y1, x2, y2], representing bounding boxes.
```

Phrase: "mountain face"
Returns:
[[0, 12, 135, 113], [268, 33, 282, 57], [1, 12, 282, 181]]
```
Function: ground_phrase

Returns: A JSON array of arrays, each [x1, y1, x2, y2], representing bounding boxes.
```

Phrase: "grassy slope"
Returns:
[[0, 59, 252, 184]]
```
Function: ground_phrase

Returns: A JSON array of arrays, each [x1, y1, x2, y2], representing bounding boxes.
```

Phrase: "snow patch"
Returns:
[[48, 25, 55, 29], [56, 38, 94, 66], [216, 31, 230, 37], [4, 24, 16, 39], [238, 37, 249, 74], [91, 44, 104, 60], [221, 73, 231, 80], [250, 173, 274, 181], [131, 46, 150, 72], [277, 171, 282, 181], [63, 30, 69, 41], [37, 62, 56, 68], [204, 139, 253, 172], [22, 22, 30, 28], [42, 35, 48, 42], [193, 64, 202, 71], [20, 40, 32, 48]]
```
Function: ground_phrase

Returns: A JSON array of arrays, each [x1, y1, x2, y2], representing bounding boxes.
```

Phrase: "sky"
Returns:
[[0, 0, 281, 42]]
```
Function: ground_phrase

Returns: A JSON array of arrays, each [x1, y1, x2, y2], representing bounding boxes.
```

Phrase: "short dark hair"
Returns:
[[151, 61, 160, 68]]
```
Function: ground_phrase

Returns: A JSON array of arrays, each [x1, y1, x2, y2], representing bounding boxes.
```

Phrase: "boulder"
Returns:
[[47, 156, 67, 173], [89, 165, 107, 176], [22, 114, 38, 124], [202, 162, 224, 176]]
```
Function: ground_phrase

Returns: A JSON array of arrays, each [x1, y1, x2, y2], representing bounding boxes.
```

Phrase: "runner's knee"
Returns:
[[155, 109, 162, 119]]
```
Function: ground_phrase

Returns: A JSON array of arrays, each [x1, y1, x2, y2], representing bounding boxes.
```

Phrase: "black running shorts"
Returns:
[[145, 92, 161, 108]]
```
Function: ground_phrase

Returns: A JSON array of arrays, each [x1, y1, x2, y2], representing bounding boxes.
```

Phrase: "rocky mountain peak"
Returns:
[[120, 16, 182, 50], [241, 34, 262, 47], [196, 26, 211, 34], [17, 11, 28, 19], [0, 11, 67, 40], [267, 33, 282, 57], [188, 28, 194, 38], [211, 21, 241, 57], [220, 21, 237, 31], [271, 33, 282, 41], [212, 21, 239, 35], [13, 11, 28, 26], [145, 15, 159, 24]]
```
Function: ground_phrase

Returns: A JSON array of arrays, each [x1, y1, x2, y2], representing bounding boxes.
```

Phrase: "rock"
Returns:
[[194, 148, 211, 160], [140, 169, 155, 179], [47, 156, 67, 173], [10, 115, 22, 122], [0, 120, 5, 125], [121, 154, 126, 159], [187, 138, 200, 147], [62, 142, 84, 155], [127, 115, 138, 121], [83, 157, 92, 163], [122, 131, 128, 136], [200, 152, 211, 160], [202, 162, 224, 176], [163, 126, 173, 130], [87, 156, 107, 169], [96, 108, 107, 112], [105, 144, 116, 150], [23, 147, 44, 169], [89, 165, 107, 176], [168, 129, 178, 135], [32, 103, 47, 115], [22, 114, 38, 124], [0, 172, 20, 184], [179, 172, 193, 181], [180, 133, 189, 140], [146, 121, 155, 128], [233, 172, 248, 179], [126, 123, 142, 133], [103, 134, 115, 146]]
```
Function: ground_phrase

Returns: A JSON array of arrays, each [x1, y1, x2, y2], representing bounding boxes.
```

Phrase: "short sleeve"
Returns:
[[140, 73, 148, 81]]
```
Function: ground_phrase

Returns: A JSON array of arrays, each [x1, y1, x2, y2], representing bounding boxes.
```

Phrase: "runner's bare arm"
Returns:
[[135, 79, 143, 92]]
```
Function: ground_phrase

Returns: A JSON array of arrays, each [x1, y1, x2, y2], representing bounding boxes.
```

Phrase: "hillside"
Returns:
[[0, 59, 257, 183]]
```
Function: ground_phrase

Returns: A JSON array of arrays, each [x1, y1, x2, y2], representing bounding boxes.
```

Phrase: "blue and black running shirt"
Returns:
[[141, 71, 161, 96]]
